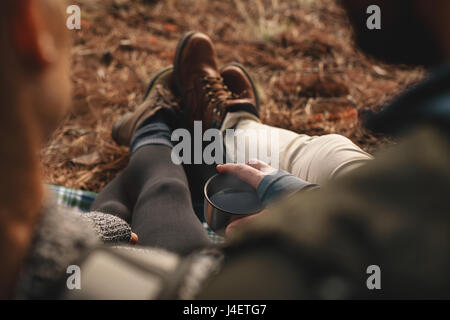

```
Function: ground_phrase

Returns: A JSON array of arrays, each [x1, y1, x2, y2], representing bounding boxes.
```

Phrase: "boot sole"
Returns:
[[112, 113, 132, 145], [173, 31, 197, 114]]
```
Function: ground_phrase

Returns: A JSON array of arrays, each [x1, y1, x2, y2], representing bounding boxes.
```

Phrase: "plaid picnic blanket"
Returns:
[[47, 184, 224, 244]]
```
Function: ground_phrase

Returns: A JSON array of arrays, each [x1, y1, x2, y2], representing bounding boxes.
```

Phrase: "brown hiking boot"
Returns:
[[173, 32, 257, 130], [112, 67, 181, 146], [220, 63, 260, 114]]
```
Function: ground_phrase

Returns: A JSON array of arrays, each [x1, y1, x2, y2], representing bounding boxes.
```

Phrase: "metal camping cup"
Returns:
[[204, 173, 263, 235]]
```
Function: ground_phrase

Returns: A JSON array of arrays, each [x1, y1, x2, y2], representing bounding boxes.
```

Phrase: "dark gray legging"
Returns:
[[90, 144, 211, 256]]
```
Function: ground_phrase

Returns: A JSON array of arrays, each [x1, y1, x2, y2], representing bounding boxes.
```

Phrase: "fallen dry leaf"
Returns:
[[72, 151, 101, 166]]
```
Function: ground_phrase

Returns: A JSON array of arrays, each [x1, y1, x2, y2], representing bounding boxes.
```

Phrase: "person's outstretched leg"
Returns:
[[222, 111, 372, 186], [219, 66, 372, 186], [92, 144, 210, 255], [91, 67, 210, 255]]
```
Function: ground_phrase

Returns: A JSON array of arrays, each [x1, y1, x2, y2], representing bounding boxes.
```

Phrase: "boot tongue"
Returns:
[[203, 66, 221, 78]]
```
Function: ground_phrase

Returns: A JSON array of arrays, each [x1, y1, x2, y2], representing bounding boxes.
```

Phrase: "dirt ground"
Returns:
[[41, 0, 424, 192]]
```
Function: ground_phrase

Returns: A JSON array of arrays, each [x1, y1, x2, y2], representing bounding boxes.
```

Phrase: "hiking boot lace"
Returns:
[[201, 76, 234, 118]]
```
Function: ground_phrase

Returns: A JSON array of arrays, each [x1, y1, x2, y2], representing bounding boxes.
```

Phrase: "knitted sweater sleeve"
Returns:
[[14, 203, 100, 299], [13, 202, 133, 299]]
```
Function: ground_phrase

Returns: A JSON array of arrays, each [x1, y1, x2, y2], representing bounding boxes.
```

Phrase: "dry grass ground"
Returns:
[[41, 0, 424, 192]]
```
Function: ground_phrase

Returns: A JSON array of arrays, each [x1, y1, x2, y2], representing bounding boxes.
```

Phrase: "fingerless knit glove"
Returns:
[[82, 212, 132, 244]]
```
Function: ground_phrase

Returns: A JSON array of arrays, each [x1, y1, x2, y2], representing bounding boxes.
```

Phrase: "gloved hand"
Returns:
[[82, 212, 138, 244]]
